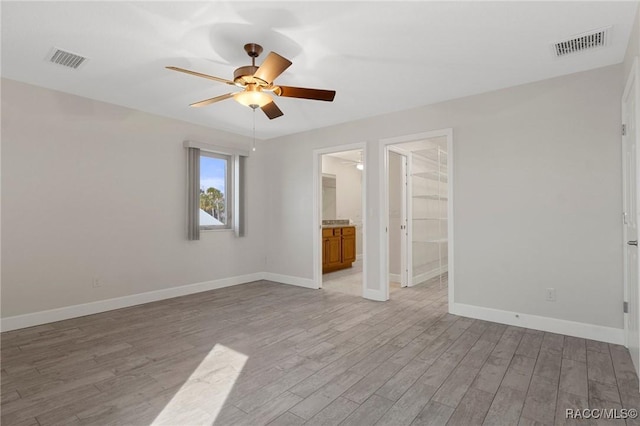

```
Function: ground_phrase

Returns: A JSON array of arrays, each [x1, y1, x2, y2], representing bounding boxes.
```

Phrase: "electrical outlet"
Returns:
[[93, 277, 101, 288], [545, 288, 556, 302]]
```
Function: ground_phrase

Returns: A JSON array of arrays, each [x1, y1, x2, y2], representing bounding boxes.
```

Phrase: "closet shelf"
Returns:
[[409, 140, 447, 286], [413, 238, 448, 244], [412, 171, 448, 182], [412, 194, 448, 200], [412, 259, 444, 269], [413, 147, 447, 159]]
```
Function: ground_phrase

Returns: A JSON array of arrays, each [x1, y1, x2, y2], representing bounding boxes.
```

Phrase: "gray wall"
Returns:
[[1, 63, 625, 334], [624, 5, 640, 83], [265, 64, 623, 329], [1, 79, 267, 317]]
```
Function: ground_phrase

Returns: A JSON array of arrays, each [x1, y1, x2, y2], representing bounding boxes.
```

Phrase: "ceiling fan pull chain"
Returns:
[[252, 108, 257, 152]]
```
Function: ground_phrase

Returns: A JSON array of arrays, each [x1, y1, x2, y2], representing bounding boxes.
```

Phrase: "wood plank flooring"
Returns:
[[1, 277, 639, 425]]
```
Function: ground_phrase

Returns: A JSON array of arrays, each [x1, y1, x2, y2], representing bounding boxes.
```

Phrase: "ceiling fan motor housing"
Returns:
[[233, 65, 259, 86], [234, 43, 271, 87]]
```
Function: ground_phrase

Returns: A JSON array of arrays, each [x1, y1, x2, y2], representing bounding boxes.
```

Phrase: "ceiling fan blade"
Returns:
[[190, 93, 235, 107], [253, 52, 292, 84], [274, 86, 336, 102], [166, 66, 235, 85], [261, 100, 284, 120]]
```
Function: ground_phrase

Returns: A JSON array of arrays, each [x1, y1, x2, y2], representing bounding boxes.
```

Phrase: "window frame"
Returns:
[[185, 140, 247, 240], [199, 150, 233, 231]]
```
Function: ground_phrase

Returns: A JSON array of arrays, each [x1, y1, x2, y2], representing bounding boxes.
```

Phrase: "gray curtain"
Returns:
[[237, 155, 246, 237], [187, 147, 200, 240]]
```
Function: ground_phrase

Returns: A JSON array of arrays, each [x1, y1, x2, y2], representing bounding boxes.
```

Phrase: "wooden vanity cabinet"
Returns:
[[322, 226, 356, 273]]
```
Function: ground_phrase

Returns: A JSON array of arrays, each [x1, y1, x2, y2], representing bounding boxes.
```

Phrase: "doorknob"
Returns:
[[628, 240, 638, 246]]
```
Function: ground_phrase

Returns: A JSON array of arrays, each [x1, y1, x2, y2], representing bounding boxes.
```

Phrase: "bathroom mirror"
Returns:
[[322, 174, 337, 220]]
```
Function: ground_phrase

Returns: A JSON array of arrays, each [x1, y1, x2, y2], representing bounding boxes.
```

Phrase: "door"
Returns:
[[326, 235, 342, 266], [623, 59, 640, 378], [388, 150, 409, 288]]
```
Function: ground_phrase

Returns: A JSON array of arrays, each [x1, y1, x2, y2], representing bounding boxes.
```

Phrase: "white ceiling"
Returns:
[[326, 150, 363, 163], [1, 1, 637, 140]]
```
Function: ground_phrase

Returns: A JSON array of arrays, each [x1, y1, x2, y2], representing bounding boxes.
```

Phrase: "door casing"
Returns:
[[380, 129, 454, 307], [313, 143, 367, 293], [622, 56, 640, 381]]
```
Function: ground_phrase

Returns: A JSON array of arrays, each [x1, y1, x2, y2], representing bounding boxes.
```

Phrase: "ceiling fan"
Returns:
[[166, 43, 336, 119]]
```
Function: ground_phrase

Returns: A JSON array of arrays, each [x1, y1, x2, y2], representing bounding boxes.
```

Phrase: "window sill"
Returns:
[[200, 228, 233, 233]]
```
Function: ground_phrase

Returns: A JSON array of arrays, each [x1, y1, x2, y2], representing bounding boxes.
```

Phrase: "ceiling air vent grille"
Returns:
[[48, 48, 87, 69], [554, 28, 609, 57]]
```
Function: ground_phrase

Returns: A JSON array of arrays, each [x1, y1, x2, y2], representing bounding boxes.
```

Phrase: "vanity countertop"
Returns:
[[322, 219, 352, 228]]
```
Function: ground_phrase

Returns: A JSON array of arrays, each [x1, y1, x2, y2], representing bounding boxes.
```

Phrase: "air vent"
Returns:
[[48, 48, 87, 69], [554, 27, 610, 57]]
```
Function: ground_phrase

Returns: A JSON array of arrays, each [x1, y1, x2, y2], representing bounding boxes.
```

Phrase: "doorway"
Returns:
[[314, 145, 366, 296], [382, 129, 453, 303], [623, 57, 640, 379]]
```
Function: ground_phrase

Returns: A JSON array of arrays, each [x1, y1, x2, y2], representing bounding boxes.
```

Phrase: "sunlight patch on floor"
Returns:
[[151, 344, 247, 425]]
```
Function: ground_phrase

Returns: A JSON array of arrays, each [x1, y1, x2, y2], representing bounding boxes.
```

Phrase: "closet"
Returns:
[[410, 141, 448, 285]]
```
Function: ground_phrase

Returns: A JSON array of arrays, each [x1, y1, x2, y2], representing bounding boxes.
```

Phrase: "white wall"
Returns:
[[265, 64, 624, 332], [321, 155, 363, 256], [1, 78, 267, 318]]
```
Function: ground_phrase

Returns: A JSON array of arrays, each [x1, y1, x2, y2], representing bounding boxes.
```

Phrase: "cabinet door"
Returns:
[[342, 235, 356, 263], [322, 238, 328, 268], [326, 236, 342, 265]]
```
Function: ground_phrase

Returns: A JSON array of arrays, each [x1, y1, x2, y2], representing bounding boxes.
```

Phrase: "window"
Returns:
[[199, 152, 231, 230], [186, 142, 246, 240]]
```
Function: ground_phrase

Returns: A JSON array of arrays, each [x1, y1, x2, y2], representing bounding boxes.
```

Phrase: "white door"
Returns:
[[623, 59, 639, 378], [388, 150, 410, 289]]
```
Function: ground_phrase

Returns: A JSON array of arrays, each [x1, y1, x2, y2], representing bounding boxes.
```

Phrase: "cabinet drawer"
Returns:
[[322, 228, 333, 237], [341, 227, 355, 236], [333, 228, 342, 236]]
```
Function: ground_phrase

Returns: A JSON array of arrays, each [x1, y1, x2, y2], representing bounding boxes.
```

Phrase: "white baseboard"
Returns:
[[1, 273, 263, 332], [389, 273, 401, 283], [451, 302, 624, 345], [0, 272, 327, 332], [262, 273, 318, 289], [7, 272, 622, 347], [412, 265, 448, 286]]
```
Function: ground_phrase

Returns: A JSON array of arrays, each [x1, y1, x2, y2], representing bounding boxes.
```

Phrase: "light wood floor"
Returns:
[[321, 259, 405, 296], [2, 278, 639, 426]]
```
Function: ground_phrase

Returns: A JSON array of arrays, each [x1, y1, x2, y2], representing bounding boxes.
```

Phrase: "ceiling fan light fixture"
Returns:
[[234, 85, 271, 109]]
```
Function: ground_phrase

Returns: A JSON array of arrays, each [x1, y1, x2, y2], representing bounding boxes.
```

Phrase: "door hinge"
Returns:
[[623, 301, 629, 314], [622, 124, 627, 136], [623, 212, 628, 225]]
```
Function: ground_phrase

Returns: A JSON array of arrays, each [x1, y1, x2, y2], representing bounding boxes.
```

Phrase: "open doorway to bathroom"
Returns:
[[319, 149, 364, 296]]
